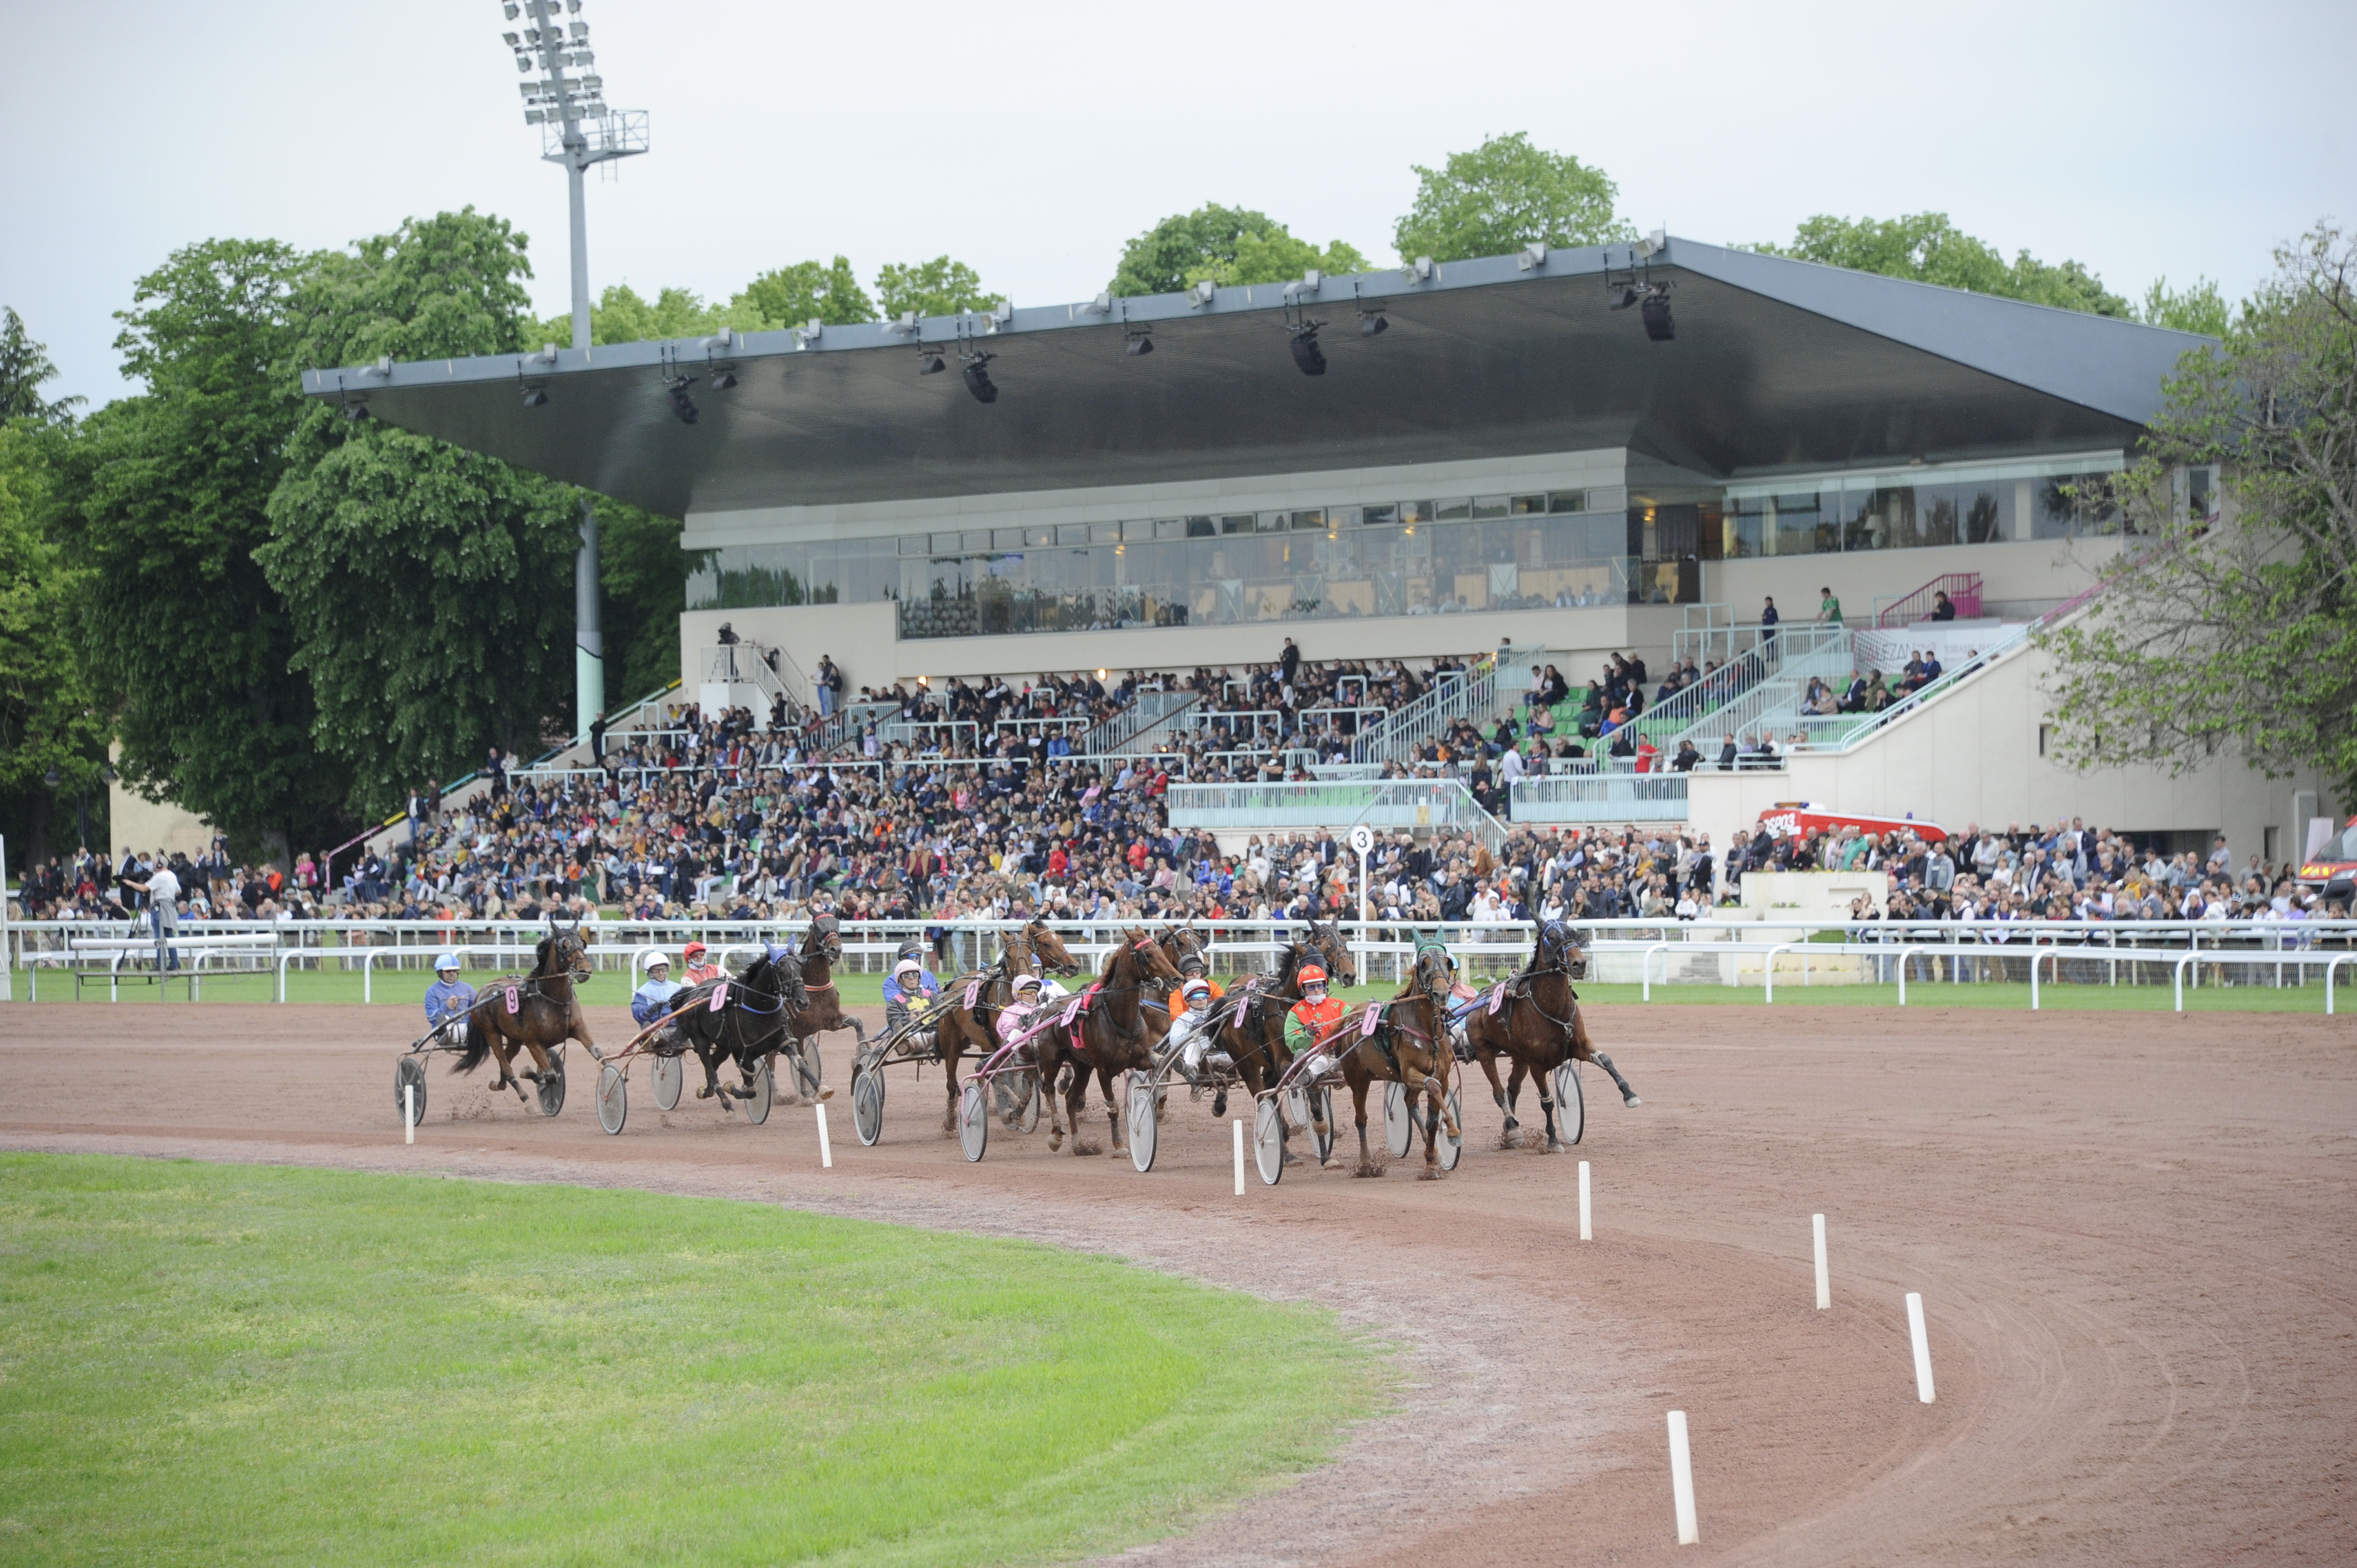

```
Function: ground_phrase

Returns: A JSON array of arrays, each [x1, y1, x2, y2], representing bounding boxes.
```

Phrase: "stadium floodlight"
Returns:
[[1289, 327, 1327, 376], [494, 0, 649, 746], [665, 376, 699, 425], [1125, 331, 1154, 357], [1641, 290, 1675, 342], [1358, 310, 1388, 338], [917, 350, 946, 375], [961, 353, 999, 403], [521, 385, 549, 407]]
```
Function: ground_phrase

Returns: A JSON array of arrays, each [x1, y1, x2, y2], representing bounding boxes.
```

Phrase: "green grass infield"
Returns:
[[0, 1154, 1388, 1567]]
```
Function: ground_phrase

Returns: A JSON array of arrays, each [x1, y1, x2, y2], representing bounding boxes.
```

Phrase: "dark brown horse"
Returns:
[[933, 919, 1080, 1133], [1029, 928, 1185, 1157], [663, 942, 800, 1108], [1201, 921, 1356, 1121], [774, 916, 857, 1103], [1463, 920, 1641, 1151], [451, 920, 594, 1108], [1311, 941, 1460, 1179]]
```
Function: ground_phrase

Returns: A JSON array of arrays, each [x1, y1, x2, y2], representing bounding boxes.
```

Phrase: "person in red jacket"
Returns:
[[1283, 963, 1349, 1074], [681, 941, 724, 986]]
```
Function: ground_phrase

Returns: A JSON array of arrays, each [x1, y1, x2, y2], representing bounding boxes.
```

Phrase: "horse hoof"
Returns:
[[1072, 1139, 1102, 1157], [1418, 1165, 1444, 1182], [1354, 1161, 1383, 1179], [1623, 1095, 1643, 1107], [814, 1086, 835, 1102], [1496, 1131, 1518, 1151], [1545, 1139, 1563, 1154], [1210, 1092, 1228, 1118]]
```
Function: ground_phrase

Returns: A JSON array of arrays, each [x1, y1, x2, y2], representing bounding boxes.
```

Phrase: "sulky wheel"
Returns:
[[958, 1079, 990, 1163], [596, 1062, 628, 1135], [1384, 1081, 1413, 1160], [1551, 1061, 1585, 1146], [1253, 1095, 1286, 1187], [536, 1048, 567, 1118], [395, 1055, 428, 1128], [1017, 1069, 1042, 1134], [651, 1052, 683, 1111], [1311, 1084, 1336, 1164], [742, 1056, 774, 1126], [1126, 1070, 1159, 1174], [1437, 1085, 1464, 1172], [790, 1040, 824, 1105], [852, 1065, 886, 1147]]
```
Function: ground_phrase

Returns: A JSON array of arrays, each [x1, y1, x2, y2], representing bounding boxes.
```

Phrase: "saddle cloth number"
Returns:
[[503, 985, 520, 1015], [1360, 1003, 1382, 1038], [1487, 982, 1507, 1016], [964, 979, 981, 1010], [708, 982, 729, 1012]]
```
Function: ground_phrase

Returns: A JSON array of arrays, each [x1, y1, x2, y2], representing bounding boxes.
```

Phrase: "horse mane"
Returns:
[[532, 932, 558, 977]]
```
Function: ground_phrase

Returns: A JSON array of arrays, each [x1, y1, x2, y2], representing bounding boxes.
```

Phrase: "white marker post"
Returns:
[[1813, 1214, 1830, 1309], [1906, 1292, 1936, 1402], [1232, 1118, 1246, 1196], [1578, 1159, 1592, 1241], [816, 1103, 833, 1169], [404, 1084, 415, 1146], [1666, 1410, 1699, 1545]]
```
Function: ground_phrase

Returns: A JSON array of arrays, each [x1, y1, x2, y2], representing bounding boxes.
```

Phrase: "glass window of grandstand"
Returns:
[[686, 485, 1642, 636], [1720, 457, 2126, 558]]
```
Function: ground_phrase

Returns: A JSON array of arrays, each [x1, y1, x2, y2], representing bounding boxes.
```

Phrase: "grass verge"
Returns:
[[0, 1154, 1387, 1567]]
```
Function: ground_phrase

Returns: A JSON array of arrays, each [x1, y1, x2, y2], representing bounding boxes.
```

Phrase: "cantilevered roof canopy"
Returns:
[[303, 238, 2207, 519]]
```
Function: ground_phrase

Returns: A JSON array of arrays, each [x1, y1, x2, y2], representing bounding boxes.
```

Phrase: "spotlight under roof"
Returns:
[[962, 354, 997, 403], [1289, 328, 1327, 376]]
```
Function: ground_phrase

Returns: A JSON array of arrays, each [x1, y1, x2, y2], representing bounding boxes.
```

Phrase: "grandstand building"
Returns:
[[309, 238, 2335, 861]]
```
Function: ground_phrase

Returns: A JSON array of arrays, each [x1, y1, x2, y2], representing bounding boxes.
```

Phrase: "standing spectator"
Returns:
[[127, 857, 182, 972], [1279, 636, 1301, 696], [590, 710, 608, 765], [1818, 585, 1843, 624], [406, 786, 424, 849], [816, 656, 843, 718], [1759, 596, 1780, 651]]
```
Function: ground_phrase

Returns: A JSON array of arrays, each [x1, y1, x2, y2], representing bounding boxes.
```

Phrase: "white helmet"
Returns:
[[894, 957, 922, 978], [1181, 977, 1211, 1004], [641, 947, 670, 972]]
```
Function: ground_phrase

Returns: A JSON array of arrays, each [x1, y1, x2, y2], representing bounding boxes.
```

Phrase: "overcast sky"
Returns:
[[4, 0, 2349, 410]]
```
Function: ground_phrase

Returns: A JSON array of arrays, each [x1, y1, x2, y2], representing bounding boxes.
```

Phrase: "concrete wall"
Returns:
[[106, 778, 217, 861], [1682, 638, 2334, 869]]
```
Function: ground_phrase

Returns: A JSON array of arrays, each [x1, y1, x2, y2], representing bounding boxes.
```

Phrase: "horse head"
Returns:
[[1027, 919, 1082, 977], [805, 915, 843, 963], [1166, 920, 1210, 978], [1118, 926, 1185, 989], [1537, 919, 1588, 981], [537, 920, 593, 983], [1307, 920, 1356, 988]]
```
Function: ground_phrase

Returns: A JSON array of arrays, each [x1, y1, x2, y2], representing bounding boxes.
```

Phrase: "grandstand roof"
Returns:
[[303, 237, 2207, 519]]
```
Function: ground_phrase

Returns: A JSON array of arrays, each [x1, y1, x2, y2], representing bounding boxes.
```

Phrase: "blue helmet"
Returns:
[[433, 950, 461, 973]]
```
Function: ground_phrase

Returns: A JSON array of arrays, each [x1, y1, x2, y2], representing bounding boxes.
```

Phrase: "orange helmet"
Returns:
[[1298, 963, 1328, 988]]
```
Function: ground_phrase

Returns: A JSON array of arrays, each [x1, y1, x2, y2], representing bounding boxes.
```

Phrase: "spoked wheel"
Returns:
[[1384, 1081, 1413, 1159], [1311, 1085, 1336, 1164], [1253, 1095, 1286, 1187], [740, 1056, 774, 1126], [1437, 1085, 1465, 1172], [1551, 1060, 1586, 1146], [958, 1079, 990, 1163], [790, 1041, 826, 1103], [650, 1052, 683, 1111], [852, 1065, 886, 1147], [536, 1048, 567, 1118], [1017, 1069, 1042, 1133], [596, 1062, 628, 1135], [1127, 1070, 1159, 1174], [395, 1055, 428, 1128]]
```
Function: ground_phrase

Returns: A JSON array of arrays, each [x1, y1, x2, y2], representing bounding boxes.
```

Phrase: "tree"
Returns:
[[1109, 206, 1367, 296], [1392, 132, 1633, 264], [2141, 276, 2235, 337], [873, 256, 1000, 319], [733, 257, 876, 328], [533, 282, 779, 350], [52, 238, 352, 857], [1755, 213, 2135, 317], [0, 306, 83, 426], [263, 209, 581, 818], [2040, 225, 2357, 808], [0, 424, 108, 860], [597, 497, 706, 704]]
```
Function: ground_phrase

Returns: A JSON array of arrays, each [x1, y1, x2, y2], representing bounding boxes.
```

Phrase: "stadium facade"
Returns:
[[308, 237, 2334, 861]]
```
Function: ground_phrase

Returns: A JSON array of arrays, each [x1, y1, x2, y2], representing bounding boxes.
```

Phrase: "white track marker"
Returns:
[[1578, 1159, 1592, 1241], [1666, 1410, 1699, 1545], [1906, 1292, 1936, 1402], [1813, 1214, 1830, 1309], [1232, 1119, 1245, 1195], [816, 1103, 833, 1169], [404, 1084, 415, 1146]]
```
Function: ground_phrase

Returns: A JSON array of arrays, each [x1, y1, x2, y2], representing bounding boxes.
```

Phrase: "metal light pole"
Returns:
[[499, 0, 647, 741]]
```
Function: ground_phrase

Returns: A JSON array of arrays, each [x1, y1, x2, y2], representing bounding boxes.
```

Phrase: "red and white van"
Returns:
[[1754, 802, 1950, 845], [2298, 815, 2357, 906]]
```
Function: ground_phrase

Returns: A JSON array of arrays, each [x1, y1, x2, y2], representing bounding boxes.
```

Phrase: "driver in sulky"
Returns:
[[1282, 963, 1349, 1079], [425, 951, 476, 1046]]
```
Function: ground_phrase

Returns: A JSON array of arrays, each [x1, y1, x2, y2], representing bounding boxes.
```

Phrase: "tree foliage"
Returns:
[[874, 256, 1000, 319], [1755, 212, 2135, 316], [1110, 205, 1365, 297], [2040, 225, 2357, 806], [1392, 132, 1633, 264], [597, 497, 703, 704], [0, 423, 109, 858], [52, 238, 351, 853], [733, 257, 876, 328], [0, 306, 83, 427], [2140, 276, 2235, 337], [263, 209, 580, 818]]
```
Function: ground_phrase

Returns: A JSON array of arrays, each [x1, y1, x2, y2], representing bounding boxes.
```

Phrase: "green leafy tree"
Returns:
[[873, 256, 1000, 319], [2040, 225, 2357, 807], [263, 209, 580, 818], [1756, 212, 2135, 317], [597, 497, 705, 703], [0, 306, 84, 426], [532, 282, 779, 350], [733, 257, 876, 328], [0, 424, 108, 860], [53, 238, 352, 856], [1109, 206, 1367, 296], [1393, 132, 1634, 264], [2140, 276, 2235, 337]]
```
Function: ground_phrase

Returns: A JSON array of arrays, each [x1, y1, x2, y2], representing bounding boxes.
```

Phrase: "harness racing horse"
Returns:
[[663, 943, 799, 1109], [450, 919, 595, 1109], [1204, 921, 1357, 1121], [932, 919, 1080, 1133], [774, 916, 858, 1103], [1462, 920, 1641, 1151], [1028, 928, 1185, 1157], [1311, 941, 1461, 1179]]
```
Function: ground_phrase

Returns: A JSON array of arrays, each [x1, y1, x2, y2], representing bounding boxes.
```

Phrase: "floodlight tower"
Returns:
[[499, 0, 648, 742]]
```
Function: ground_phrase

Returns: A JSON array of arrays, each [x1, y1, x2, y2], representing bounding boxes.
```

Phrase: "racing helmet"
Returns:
[[641, 947, 670, 972], [1012, 973, 1042, 995], [1181, 977, 1211, 1005], [1298, 963, 1328, 991], [433, 950, 461, 973], [684, 940, 708, 959], [893, 957, 922, 979]]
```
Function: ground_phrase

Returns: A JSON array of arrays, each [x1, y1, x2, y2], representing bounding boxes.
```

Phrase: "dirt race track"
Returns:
[[3, 1000, 2352, 1565]]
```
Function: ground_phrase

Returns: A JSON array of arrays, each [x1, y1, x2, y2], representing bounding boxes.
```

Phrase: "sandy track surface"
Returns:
[[2, 1000, 2350, 1564]]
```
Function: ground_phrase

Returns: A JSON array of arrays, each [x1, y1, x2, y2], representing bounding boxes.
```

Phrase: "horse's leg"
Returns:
[[1065, 1059, 1097, 1156], [496, 1036, 532, 1106], [940, 1020, 965, 1136], [1102, 1064, 1124, 1155], [1349, 1073, 1377, 1176], [694, 1041, 725, 1101], [1474, 1037, 1515, 1146]]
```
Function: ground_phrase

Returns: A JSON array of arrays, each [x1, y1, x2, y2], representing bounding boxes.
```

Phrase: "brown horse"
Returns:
[[774, 916, 857, 1103], [451, 920, 595, 1108], [1463, 920, 1641, 1151], [933, 919, 1080, 1133], [1201, 921, 1357, 1121], [1311, 941, 1460, 1179], [1029, 928, 1185, 1156]]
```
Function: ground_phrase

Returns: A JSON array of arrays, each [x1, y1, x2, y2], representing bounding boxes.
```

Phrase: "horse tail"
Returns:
[[452, 1013, 491, 1075]]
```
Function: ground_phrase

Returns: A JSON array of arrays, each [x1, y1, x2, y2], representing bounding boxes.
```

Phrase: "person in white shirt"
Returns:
[[126, 860, 182, 972]]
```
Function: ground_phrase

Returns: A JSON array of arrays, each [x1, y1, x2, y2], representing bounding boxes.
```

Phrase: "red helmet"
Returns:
[[684, 941, 707, 958], [1298, 963, 1328, 988]]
